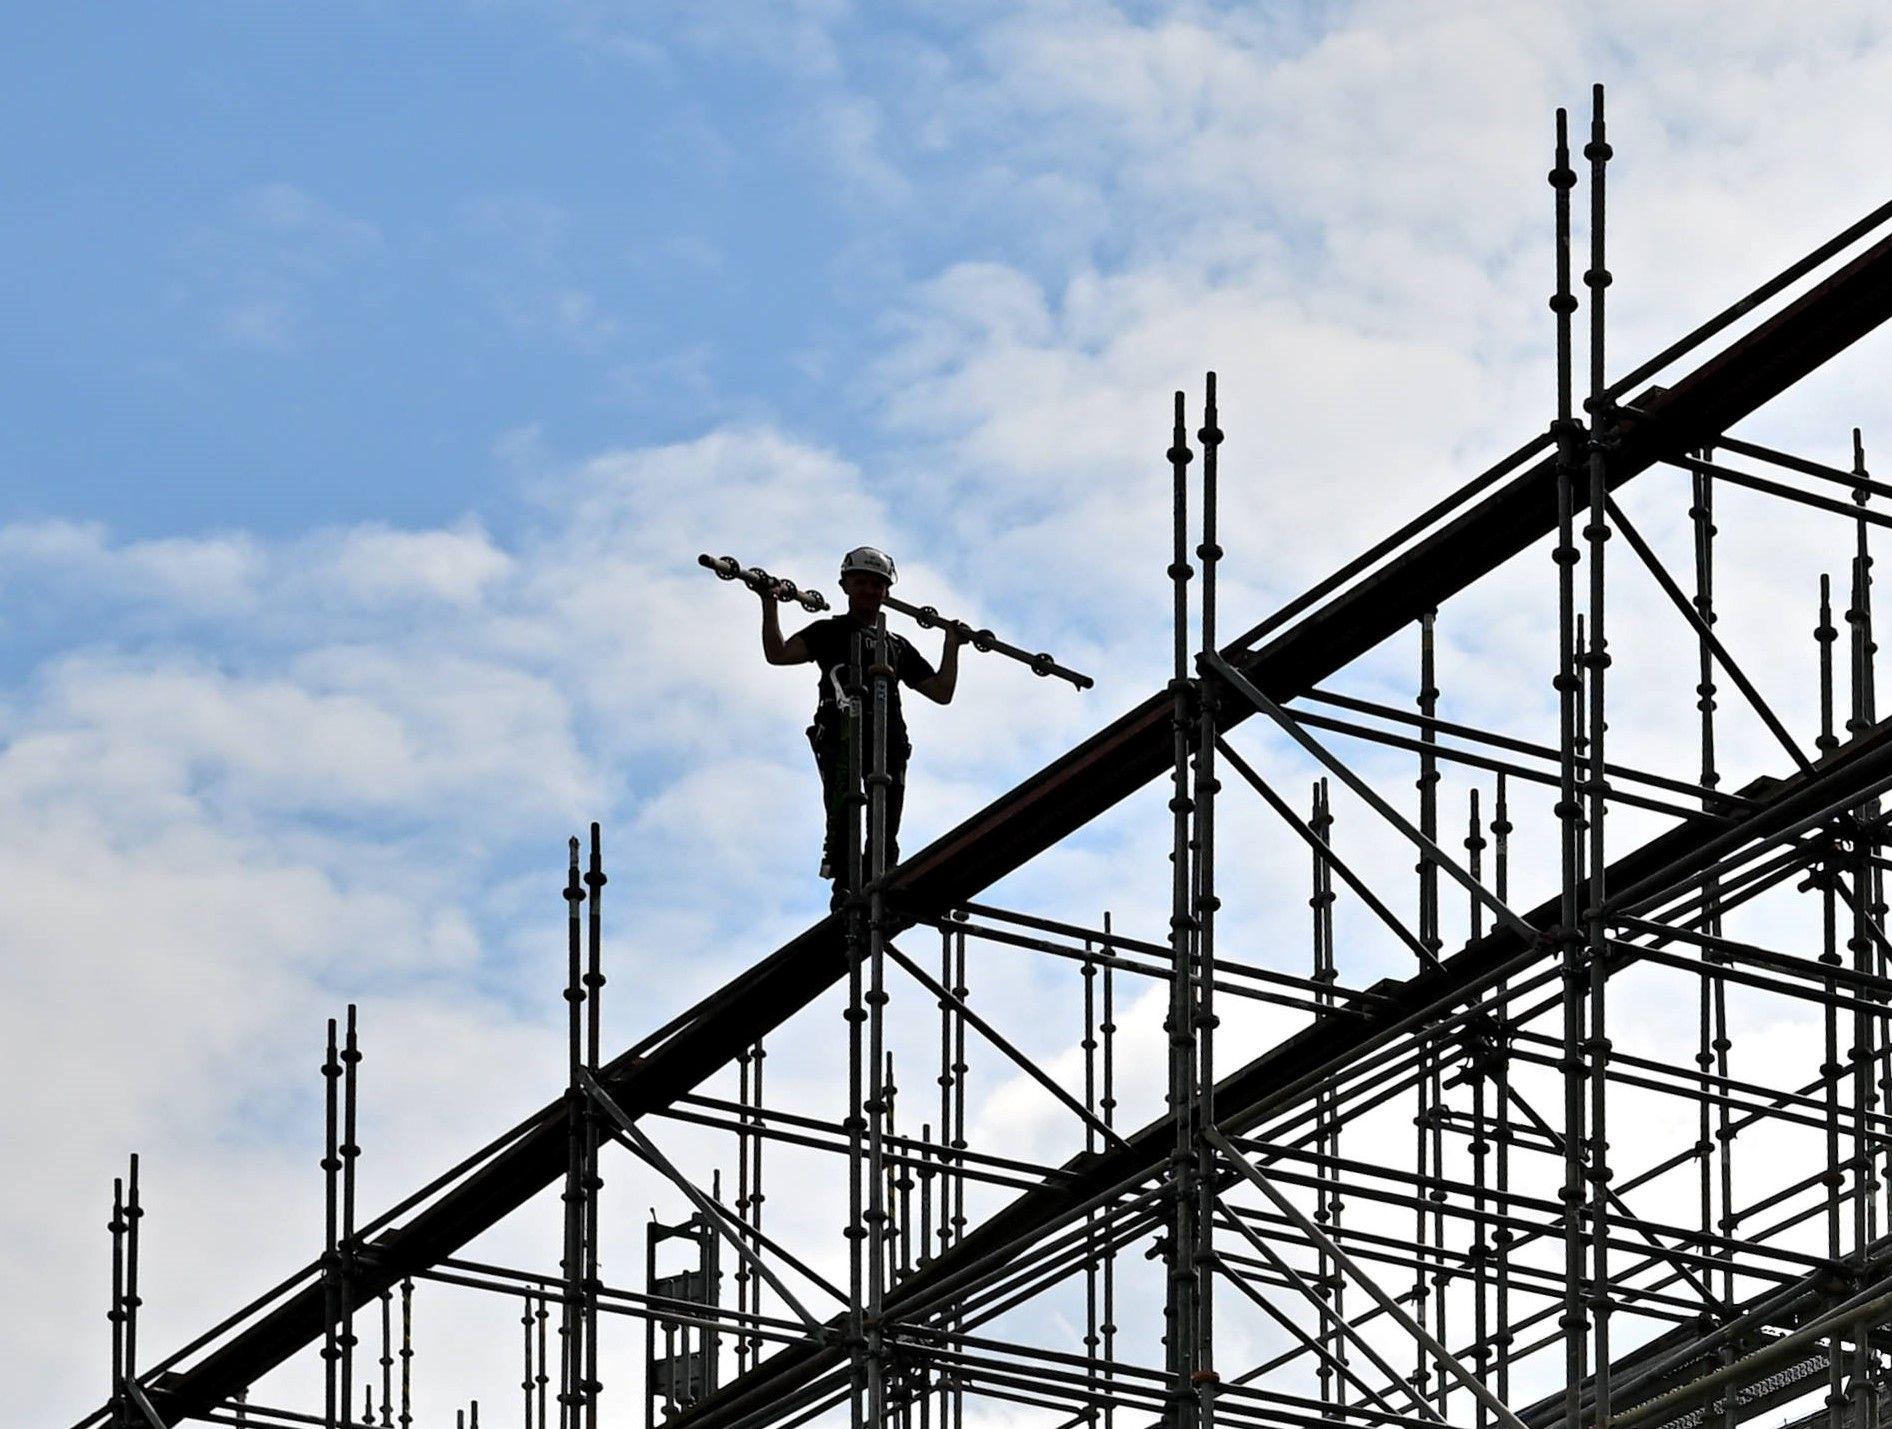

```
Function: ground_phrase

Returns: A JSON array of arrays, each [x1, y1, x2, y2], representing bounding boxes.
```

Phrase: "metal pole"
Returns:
[[583, 825, 606, 1429], [399, 1279, 413, 1429], [737, 1043, 753, 1378], [522, 1297, 534, 1429], [1415, 608, 1441, 1412], [1083, 946, 1101, 1429], [1816, 575, 1846, 1429], [844, 624, 869, 1429], [952, 927, 967, 1429], [1581, 81, 1615, 1429], [1310, 783, 1347, 1411], [1194, 370, 1222, 1429], [1466, 789, 1490, 1429], [324, 1020, 342, 1429], [752, 1038, 767, 1361], [126, 1156, 142, 1421], [1164, 387, 1199, 1429], [1848, 430, 1881, 1429], [1490, 774, 1512, 1408], [110, 1173, 126, 1429], [379, 1290, 393, 1429], [1548, 101, 1589, 1429], [865, 611, 895, 1429], [341, 1006, 361, 1428], [561, 840, 586, 1429]]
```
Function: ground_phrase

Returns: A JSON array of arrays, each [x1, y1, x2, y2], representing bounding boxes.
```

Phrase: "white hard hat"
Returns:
[[840, 546, 897, 585]]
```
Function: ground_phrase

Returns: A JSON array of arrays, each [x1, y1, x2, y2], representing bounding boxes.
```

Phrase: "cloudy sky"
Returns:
[[11, 3, 1892, 1425]]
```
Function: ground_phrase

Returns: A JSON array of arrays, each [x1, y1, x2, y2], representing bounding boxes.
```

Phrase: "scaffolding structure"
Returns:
[[76, 88, 1892, 1429]]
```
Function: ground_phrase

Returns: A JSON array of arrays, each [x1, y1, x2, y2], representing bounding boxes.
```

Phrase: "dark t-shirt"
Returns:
[[795, 615, 937, 741]]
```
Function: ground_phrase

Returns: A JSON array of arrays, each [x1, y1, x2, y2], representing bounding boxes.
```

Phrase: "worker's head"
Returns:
[[839, 547, 896, 617]]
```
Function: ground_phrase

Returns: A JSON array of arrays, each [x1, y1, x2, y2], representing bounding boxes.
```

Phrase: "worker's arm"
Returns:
[[917, 628, 961, 704], [761, 590, 810, 665]]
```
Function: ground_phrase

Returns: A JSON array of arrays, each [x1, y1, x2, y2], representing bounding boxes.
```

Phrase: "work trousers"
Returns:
[[810, 715, 909, 883]]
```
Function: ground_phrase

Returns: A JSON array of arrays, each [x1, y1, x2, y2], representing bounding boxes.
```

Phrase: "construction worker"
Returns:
[[759, 546, 960, 889]]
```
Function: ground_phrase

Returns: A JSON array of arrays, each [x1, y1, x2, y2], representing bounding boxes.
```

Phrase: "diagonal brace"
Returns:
[[1497, 1082, 1727, 1315], [1605, 496, 1811, 773], [1204, 652, 1541, 947], [1211, 1262, 1435, 1424], [1217, 739, 1440, 970], [125, 1382, 170, 1429], [883, 940, 1128, 1151], [1211, 1194, 1442, 1422], [580, 1070, 834, 1332], [1205, 1126, 1528, 1429]]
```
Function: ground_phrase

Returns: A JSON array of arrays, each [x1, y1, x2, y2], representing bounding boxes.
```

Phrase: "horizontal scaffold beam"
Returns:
[[139, 224, 1892, 1427]]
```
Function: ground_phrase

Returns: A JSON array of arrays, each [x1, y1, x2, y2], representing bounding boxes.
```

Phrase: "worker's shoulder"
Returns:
[[796, 613, 850, 638]]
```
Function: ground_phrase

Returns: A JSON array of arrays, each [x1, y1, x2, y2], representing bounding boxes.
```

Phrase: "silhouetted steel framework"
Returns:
[[80, 87, 1892, 1429]]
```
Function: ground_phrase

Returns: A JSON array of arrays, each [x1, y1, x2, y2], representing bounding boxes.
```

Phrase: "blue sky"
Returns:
[[14, 3, 1892, 1423], [6, 5, 925, 534]]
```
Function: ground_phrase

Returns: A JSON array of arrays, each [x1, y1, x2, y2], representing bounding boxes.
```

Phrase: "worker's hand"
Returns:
[[944, 624, 965, 650]]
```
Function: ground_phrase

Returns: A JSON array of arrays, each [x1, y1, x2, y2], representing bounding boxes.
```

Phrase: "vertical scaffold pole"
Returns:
[[1466, 787, 1490, 1429], [1491, 774, 1513, 1407], [1848, 429, 1881, 1429], [1816, 574, 1845, 1429], [522, 1295, 534, 1429], [886, 1050, 907, 1296], [109, 1171, 126, 1429], [1692, 447, 1730, 1429], [1193, 370, 1222, 1429], [126, 1155, 143, 1421], [584, 824, 607, 1426], [341, 1006, 362, 1429], [324, 1019, 342, 1429], [843, 625, 870, 1429], [738, 1030, 768, 1373], [1546, 101, 1588, 1429], [1691, 453, 1720, 801], [1164, 386, 1198, 1429], [379, 1289, 394, 1429], [935, 924, 954, 1323], [745, 1037, 760, 1355], [1852, 430, 1887, 1224], [1701, 548, 1733, 1429], [561, 839, 587, 1429], [1414, 607, 1441, 1413], [1083, 940, 1101, 1429], [890, 1051, 905, 1288], [736, 1041, 754, 1377], [931, 918, 968, 1429], [1582, 81, 1615, 1427], [399, 1279, 413, 1429], [1310, 783, 1346, 1410], [864, 611, 895, 1429]]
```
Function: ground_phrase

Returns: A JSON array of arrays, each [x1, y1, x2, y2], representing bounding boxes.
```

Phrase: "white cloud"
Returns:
[[304, 523, 516, 608], [0, 520, 265, 611]]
